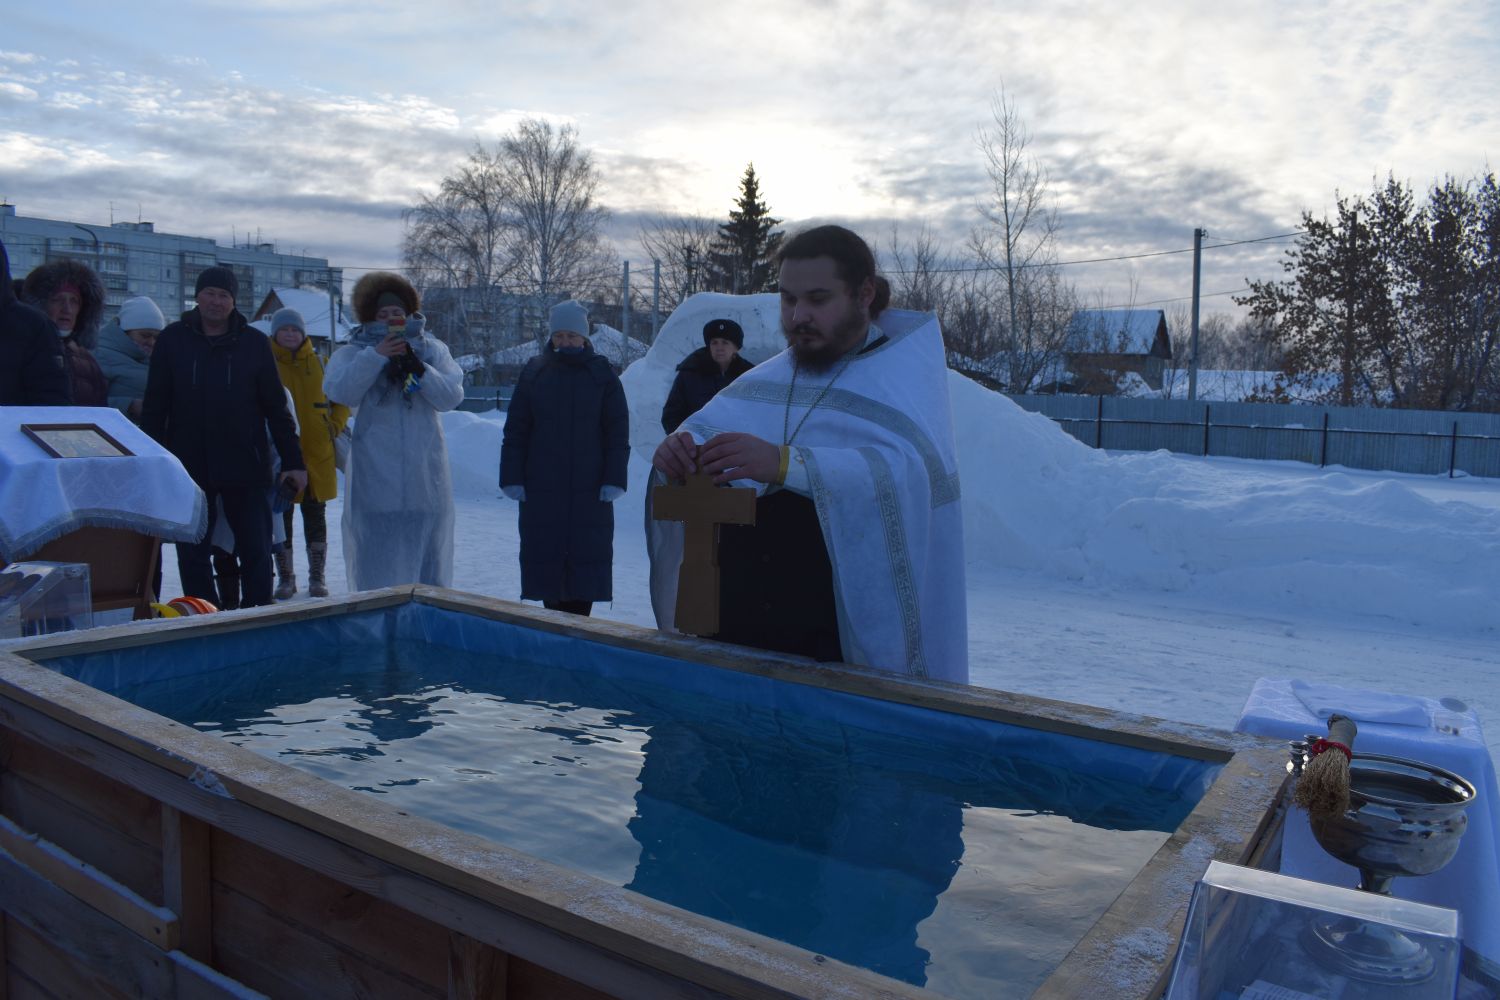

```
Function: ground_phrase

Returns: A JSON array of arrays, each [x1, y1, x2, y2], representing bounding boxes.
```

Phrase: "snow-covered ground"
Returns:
[[163, 362, 1500, 760]]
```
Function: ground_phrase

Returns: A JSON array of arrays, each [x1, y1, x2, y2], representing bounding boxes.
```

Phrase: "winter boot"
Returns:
[[274, 545, 297, 600], [307, 542, 329, 598]]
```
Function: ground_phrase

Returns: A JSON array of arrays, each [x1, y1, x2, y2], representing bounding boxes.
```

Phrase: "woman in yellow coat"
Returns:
[[269, 307, 350, 598]]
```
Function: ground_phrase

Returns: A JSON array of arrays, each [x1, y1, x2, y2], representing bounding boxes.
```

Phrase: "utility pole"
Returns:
[[685, 247, 697, 296], [72, 224, 101, 276], [621, 260, 631, 343], [327, 267, 337, 358], [1188, 227, 1204, 402], [651, 258, 661, 343]]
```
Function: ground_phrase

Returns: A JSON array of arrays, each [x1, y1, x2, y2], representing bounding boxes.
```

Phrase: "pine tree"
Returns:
[[707, 164, 784, 294], [1239, 172, 1500, 411]]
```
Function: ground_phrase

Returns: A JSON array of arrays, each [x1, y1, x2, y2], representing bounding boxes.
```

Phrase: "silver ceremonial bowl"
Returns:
[[1300, 752, 1476, 985], [1307, 752, 1476, 896]]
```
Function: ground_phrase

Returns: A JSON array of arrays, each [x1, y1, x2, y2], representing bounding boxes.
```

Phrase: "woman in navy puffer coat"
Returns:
[[499, 300, 629, 616]]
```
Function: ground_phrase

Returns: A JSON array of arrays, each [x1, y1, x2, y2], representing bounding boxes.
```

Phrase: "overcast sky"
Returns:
[[2, 0, 1496, 317]]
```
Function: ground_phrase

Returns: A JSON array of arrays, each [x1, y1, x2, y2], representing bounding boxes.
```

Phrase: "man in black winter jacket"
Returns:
[[142, 266, 306, 608], [0, 237, 71, 405]]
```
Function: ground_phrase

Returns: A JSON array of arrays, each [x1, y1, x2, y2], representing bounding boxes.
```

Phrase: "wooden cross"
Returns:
[[651, 472, 756, 637]]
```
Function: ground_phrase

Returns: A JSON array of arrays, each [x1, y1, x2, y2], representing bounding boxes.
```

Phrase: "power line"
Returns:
[[1, 225, 1306, 293], [883, 229, 1304, 276], [1093, 287, 1247, 310]]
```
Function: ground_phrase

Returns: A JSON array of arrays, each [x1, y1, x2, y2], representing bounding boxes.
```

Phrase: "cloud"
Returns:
[[1, 0, 1495, 317]]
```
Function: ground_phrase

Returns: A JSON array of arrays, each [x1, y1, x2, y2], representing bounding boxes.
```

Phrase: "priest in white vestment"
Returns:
[[650, 226, 968, 684]]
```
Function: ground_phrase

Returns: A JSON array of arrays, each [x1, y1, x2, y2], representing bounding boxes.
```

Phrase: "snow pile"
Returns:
[[949, 375, 1499, 631], [589, 323, 650, 368]]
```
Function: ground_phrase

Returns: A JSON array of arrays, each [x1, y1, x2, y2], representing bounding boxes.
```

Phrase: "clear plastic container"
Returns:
[[1165, 861, 1460, 999], [0, 561, 93, 639]]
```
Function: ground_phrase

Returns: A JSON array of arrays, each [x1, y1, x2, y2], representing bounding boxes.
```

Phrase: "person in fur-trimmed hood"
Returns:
[[324, 271, 465, 591], [0, 237, 70, 405], [22, 258, 108, 406]]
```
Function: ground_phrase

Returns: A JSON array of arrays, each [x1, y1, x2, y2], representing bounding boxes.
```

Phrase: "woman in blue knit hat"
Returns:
[[499, 299, 630, 616]]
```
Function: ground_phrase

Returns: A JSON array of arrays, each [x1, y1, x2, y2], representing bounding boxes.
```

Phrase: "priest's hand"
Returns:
[[653, 431, 700, 479], [699, 432, 779, 485]]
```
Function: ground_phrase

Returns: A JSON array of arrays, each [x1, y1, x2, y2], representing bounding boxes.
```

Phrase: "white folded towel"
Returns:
[[1291, 679, 1431, 727]]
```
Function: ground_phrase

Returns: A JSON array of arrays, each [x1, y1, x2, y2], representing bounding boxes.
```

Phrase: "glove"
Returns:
[[502, 485, 526, 502], [599, 485, 624, 502]]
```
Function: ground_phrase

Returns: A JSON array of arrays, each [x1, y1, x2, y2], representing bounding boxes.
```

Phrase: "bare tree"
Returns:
[[968, 86, 1078, 391], [885, 224, 951, 314], [405, 118, 614, 356], [637, 213, 718, 311], [500, 119, 613, 341], [402, 143, 514, 359]]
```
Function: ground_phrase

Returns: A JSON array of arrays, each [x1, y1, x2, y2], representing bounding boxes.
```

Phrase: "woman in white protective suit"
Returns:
[[324, 271, 465, 590]]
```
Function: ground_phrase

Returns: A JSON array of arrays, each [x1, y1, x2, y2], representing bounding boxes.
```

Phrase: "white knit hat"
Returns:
[[117, 296, 166, 332]]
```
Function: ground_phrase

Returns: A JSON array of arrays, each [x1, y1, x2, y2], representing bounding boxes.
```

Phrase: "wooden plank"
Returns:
[[506, 958, 616, 1000], [0, 768, 160, 903], [168, 950, 269, 1000], [0, 814, 178, 950], [0, 844, 174, 997], [447, 932, 508, 1000], [6, 968, 58, 1000], [1, 587, 416, 660], [6, 908, 265, 1000], [4, 728, 163, 849], [162, 806, 213, 962], [8, 919, 130, 999], [211, 832, 447, 989], [210, 881, 439, 1000]]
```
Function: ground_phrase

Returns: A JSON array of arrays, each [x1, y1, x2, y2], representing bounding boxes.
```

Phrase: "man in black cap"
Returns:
[[142, 264, 307, 608], [660, 317, 754, 432]]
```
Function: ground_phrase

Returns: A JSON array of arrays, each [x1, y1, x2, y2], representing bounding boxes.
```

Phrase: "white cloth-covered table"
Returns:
[[1237, 676, 1500, 963], [0, 406, 206, 557]]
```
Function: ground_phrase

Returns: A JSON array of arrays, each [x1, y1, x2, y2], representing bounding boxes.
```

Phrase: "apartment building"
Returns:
[[0, 203, 341, 323]]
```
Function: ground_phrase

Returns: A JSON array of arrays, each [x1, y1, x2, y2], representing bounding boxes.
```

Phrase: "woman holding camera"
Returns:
[[324, 272, 464, 591]]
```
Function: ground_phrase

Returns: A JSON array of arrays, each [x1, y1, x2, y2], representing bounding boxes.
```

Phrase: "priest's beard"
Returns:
[[785, 302, 867, 371]]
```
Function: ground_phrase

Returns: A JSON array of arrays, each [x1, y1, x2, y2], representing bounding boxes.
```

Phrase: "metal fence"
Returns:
[[456, 386, 516, 413], [1006, 395, 1500, 479]]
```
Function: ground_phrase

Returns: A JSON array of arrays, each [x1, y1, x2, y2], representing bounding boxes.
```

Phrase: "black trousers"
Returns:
[[717, 490, 843, 662], [281, 499, 328, 549], [177, 486, 274, 608], [543, 599, 593, 617]]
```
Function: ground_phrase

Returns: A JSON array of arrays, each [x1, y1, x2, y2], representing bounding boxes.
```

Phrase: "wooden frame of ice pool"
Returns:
[[0, 586, 1288, 1000]]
